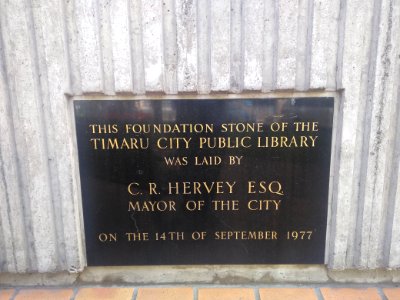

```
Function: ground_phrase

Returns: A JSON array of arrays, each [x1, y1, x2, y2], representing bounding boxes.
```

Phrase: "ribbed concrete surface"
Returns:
[[0, 0, 399, 274]]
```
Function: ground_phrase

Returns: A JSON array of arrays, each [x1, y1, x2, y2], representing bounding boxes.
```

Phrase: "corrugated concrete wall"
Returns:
[[0, 0, 399, 274]]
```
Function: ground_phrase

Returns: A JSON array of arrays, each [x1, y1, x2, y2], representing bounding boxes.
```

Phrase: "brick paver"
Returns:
[[259, 288, 318, 300], [136, 287, 193, 300], [383, 288, 400, 300], [0, 289, 14, 300], [14, 289, 73, 300], [75, 287, 133, 300], [320, 287, 381, 300], [2, 285, 399, 300], [198, 288, 255, 300]]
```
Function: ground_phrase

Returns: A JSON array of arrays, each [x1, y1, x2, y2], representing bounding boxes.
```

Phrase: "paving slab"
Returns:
[[259, 287, 318, 300], [75, 287, 134, 300], [137, 287, 193, 300]]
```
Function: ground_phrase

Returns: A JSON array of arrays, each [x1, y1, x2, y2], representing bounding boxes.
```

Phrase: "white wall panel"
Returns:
[[0, 0, 399, 272]]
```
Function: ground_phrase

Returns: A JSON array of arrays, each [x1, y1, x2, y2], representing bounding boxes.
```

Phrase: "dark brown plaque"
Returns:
[[74, 98, 334, 266]]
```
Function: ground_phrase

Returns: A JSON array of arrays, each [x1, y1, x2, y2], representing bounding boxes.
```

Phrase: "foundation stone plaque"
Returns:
[[74, 98, 334, 266]]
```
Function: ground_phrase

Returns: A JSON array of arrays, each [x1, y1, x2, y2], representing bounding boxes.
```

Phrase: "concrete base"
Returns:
[[1, 266, 399, 286]]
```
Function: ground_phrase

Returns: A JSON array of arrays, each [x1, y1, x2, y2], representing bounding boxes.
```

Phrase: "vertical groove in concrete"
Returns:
[[128, 0, 145, 94], [309, 0, 326, 89], [243, 0, 263, 90], [309, 0, 341, 90], [295, 0, 313, 91], [335, 0, 347, 90], [276, 0, 298, 89], [162, 0, 178, 94], [229, 0, 244, 93], [64, 0, 83, 95], [197, 0, 211, 94], [75, 0, 103, 92], [210, 0, 230, 91], [110, 0, 133, 93], [261, 0, 278, 92], [142, 0, 163, 91], [176, 0, 197, 92], [98, 0, 115, 95]]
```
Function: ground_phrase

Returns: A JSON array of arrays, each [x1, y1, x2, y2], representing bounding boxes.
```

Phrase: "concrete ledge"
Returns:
[[1, 266, 400, 286]]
